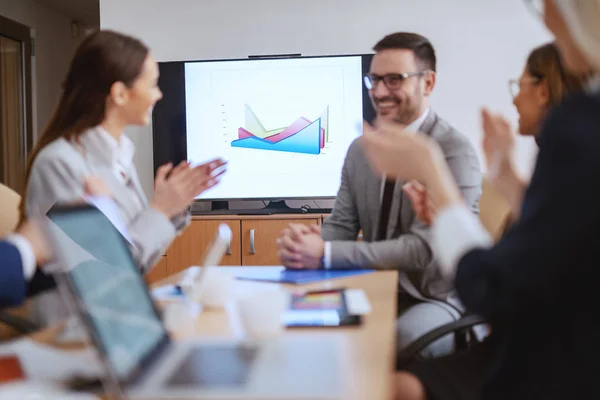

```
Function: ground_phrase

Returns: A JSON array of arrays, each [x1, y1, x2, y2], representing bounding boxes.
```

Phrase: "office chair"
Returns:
[[0, 183, 41, 337], [397, 178, 510, 368], [396, 313, 486, 368]]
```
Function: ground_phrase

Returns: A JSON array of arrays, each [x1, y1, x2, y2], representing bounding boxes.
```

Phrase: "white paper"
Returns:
[[344, 289, 371, 315], [0, 382, 99, 400], [83, 195, 135, 247], [151, 284, 185, 301], [0, 338, 103, 381]]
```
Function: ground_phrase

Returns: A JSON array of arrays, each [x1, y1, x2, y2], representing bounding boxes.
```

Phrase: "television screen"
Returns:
[[152, 54, 375, 201]]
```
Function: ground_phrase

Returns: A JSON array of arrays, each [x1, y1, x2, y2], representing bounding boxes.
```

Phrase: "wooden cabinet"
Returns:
[[241, 218, 319, 265], [166, 219, 241, 274], [147, 214, 326, 283], [145, 255, 168, 285]]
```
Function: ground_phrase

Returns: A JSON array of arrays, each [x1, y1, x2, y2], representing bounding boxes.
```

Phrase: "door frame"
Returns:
[[0, 14, 34, 162]]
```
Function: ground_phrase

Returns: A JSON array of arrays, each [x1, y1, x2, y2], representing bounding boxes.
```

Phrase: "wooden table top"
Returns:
[[31, 267, 398, 400]]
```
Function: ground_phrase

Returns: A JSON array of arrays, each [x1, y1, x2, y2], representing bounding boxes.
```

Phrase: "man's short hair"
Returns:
[[373, 32, 437, 72]]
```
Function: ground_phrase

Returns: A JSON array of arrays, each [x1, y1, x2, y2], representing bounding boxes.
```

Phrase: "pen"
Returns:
[[304, 287, 346, 295]]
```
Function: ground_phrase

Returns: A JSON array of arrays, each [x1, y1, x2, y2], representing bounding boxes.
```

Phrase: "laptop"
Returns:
[[43, 202, 344, 400]]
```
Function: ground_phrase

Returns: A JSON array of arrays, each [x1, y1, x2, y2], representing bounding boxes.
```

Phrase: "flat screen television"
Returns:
[[152, 54, 375, 207]]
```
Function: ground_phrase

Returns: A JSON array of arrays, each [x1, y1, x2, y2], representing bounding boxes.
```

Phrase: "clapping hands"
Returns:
[[151, 158, 227, 218]]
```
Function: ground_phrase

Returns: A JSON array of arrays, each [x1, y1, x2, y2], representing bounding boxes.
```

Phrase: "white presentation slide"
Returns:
[[184, 56, 364, 200]]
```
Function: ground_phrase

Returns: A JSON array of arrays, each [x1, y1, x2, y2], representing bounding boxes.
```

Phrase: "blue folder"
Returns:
[[233, 267, 375, 284]]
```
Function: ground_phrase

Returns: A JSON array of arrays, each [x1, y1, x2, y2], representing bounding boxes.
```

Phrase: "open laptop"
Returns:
[[43, 202, 344, 400]]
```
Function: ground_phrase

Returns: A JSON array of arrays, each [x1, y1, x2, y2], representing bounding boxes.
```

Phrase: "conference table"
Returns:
[[31, 267, 399, 400]]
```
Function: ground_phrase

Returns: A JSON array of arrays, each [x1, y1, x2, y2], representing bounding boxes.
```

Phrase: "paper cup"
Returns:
[[183, 268, 234, 309], [237, 289, 290, 340], [162, 301, 199, 334]]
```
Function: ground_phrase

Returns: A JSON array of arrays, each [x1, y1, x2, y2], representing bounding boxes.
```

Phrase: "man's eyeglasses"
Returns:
[[364, 71, 429, 91], [524, 0, 544, 17], [508, 77, 542, 98]]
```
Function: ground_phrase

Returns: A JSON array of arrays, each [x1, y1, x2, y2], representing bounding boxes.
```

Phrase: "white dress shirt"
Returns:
[[323, 108, 431, 268], [431, 205, 492, 280], [95, 126, 137, 184], [586, 74, 600, 94], [5, 233, 37, 280]]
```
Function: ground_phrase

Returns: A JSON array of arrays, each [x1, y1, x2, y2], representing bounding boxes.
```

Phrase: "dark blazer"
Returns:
[[0, 240, 56, 309], [0, 241, 27, 308], [456, 90, 600, 399]]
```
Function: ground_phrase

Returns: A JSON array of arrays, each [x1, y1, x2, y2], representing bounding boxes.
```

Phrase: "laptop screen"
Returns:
[[46, 204, 169, 381]]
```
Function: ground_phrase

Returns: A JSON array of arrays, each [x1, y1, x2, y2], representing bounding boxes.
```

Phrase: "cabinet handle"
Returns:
[[249, 229, 256, 254], [226, 235, 231, 255]]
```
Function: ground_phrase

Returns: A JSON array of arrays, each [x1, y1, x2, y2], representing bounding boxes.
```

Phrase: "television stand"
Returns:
[[263, 200, 291, 210], [193, 200, 331, 215], [235, 200, 298, 215]]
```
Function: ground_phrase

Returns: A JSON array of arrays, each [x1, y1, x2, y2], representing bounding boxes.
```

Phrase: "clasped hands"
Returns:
[[276, 224, 325, 269]]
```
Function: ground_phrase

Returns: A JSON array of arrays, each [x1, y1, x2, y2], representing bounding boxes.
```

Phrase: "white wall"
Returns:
[[0, 0, 82, 140], [100, 0, 552, 207]]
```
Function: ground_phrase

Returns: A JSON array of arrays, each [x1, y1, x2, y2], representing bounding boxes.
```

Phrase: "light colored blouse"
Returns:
[[25, 126, 190, 325]]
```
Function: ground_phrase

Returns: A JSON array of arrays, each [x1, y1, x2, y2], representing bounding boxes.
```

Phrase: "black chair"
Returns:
[[396, 314, 487, 369]]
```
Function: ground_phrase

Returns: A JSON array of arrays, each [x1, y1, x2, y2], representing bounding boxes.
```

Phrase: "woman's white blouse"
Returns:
[[431, 205, 493, 280]]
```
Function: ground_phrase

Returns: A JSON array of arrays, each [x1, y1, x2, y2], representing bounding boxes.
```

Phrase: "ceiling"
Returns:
[[33, 0, 100, 28]]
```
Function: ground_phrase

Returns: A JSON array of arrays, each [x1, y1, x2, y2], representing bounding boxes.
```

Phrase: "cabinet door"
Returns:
[[167, 220, 241, 273], [241, 219, 319, 266], [145, 256, 168, 285]]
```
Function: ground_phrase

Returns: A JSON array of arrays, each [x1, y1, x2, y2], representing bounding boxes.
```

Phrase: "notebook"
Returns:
[[233, 266, 375, 284]]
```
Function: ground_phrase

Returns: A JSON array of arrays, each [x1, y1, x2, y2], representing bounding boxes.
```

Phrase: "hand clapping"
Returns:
[[151, 158, 227, 218], [360, 119, 445, 186]]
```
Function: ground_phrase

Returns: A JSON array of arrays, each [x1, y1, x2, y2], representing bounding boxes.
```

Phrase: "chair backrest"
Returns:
[[0, 183, 21, 237], [0, 183, 33, 341], [478, 178, 512, 242]]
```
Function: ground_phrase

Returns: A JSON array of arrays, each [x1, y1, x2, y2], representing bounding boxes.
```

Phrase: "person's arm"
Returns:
[[487, 152, 528, 220], [26, 156, 178, 272], [482, 109, 528, 220], [0, 238, 34, 308], [327, 218, 432, 269], [320, 141, 361, 268], [124, 206, 182, 271], [321, 141, 361, 242], [327, 137, 482, 269], [434, 96, 600, 320]]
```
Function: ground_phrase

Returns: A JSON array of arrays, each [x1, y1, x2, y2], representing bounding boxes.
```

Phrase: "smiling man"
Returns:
[[277, 32, 482, 358]]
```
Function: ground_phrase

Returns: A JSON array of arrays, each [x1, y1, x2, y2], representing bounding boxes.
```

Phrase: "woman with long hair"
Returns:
[[22, 30, 226, 325], [406, 42, 587, 226]]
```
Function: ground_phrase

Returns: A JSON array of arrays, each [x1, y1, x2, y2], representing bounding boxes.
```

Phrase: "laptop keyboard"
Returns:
[[166, 345, 258, 388]]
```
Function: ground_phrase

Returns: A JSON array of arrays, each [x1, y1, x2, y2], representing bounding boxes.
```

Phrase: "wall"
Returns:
[[100, 0, 552, 207], [0, 0, 82, 141]]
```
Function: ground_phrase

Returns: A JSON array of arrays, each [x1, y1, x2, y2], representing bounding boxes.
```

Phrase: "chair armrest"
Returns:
[[396, 314, 486, 368], [0, 311, 39, 334]]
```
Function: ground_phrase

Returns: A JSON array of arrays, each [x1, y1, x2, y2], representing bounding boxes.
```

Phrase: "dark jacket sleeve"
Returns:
[[26, 269, 56, 298], [0, 241, 28, 308], [454, 93, 600, 321]]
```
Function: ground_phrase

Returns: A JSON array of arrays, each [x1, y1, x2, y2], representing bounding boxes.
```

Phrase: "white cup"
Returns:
[[237, 289, 290, 340], [183, 267, 234, 309], [162, 301, 199, 334]]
